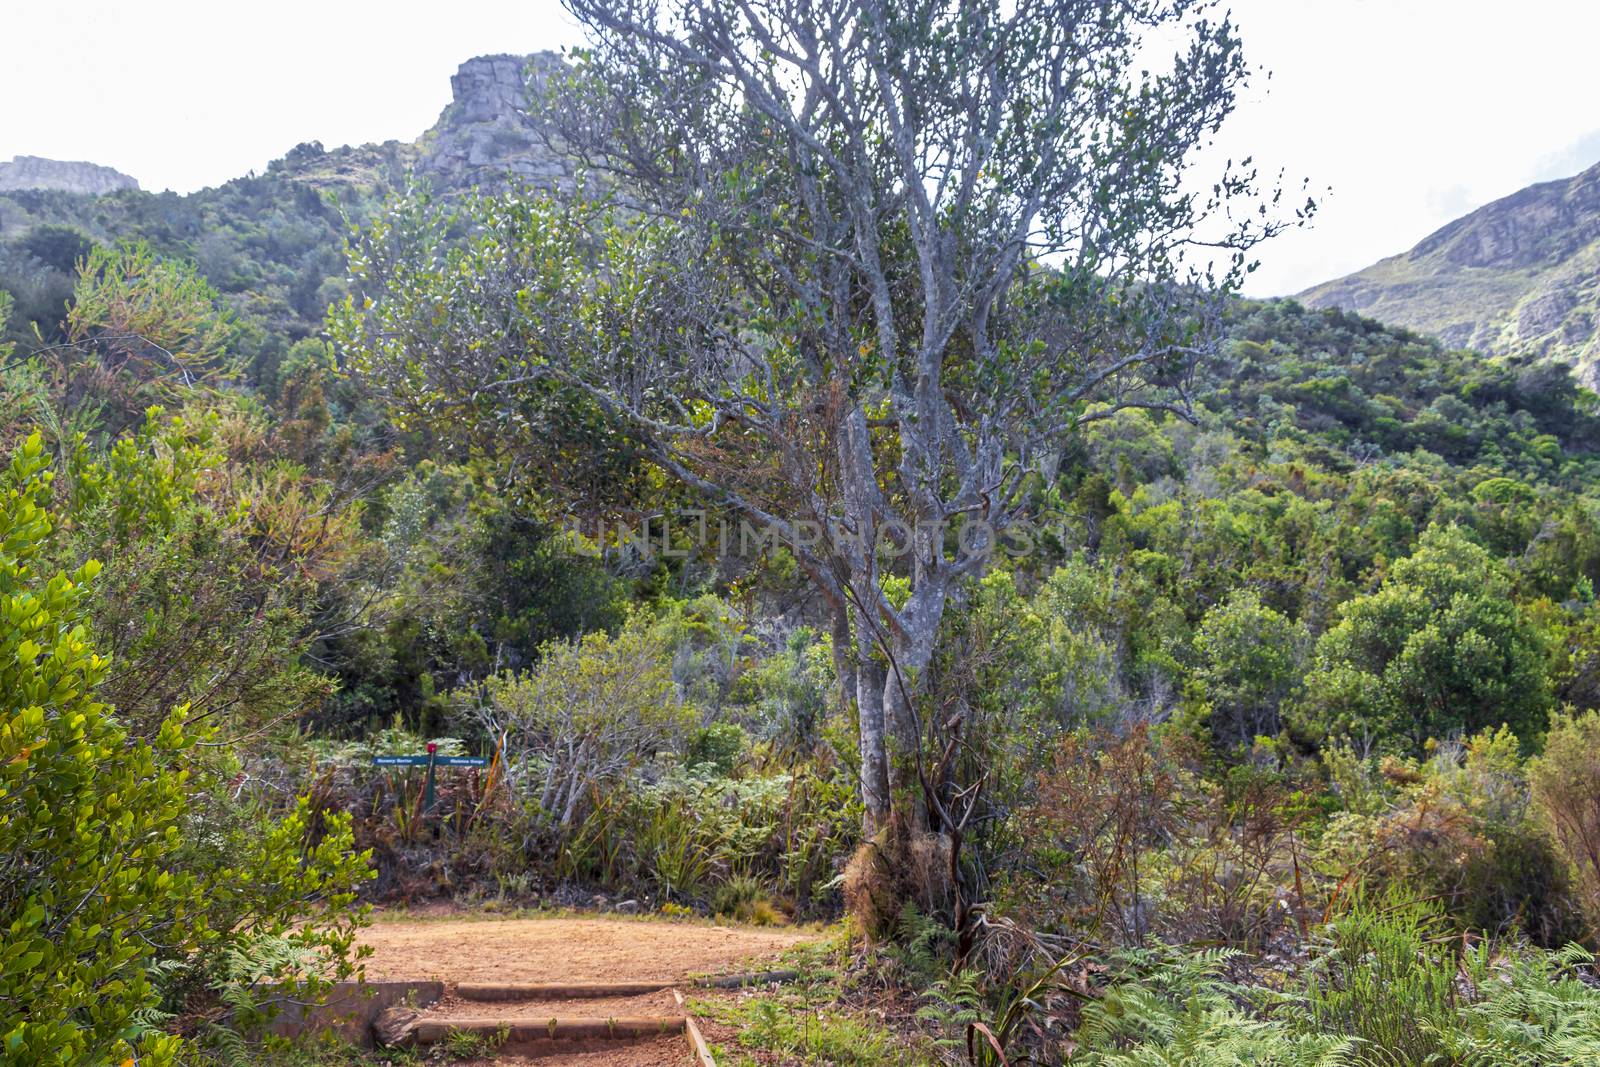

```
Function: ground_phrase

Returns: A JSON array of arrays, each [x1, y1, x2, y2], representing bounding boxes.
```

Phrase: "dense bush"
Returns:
[[1053, 909, 1600, 1066], [1301, 526, 1553, 753], [297, 602, 863, 916], [1317, 728, 1586, 947], [1191, 590, 1306, 748], [0, 434, 371, 1062], [478, 616, 690, 830], [1531, 708, 1600, 932], [0, 433, 190, 1063]]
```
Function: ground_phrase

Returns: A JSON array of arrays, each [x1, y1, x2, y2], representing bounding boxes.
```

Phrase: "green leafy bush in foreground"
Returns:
[[0, 433, 188, 1063], [0, 433, 371, 1063]]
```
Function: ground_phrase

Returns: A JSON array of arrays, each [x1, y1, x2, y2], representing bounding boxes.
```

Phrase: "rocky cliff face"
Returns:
[[1301, 161, 1600, 380], [0, 155, 139, 195], [3, 54, 568, 203], [415, 53, 572, 195]]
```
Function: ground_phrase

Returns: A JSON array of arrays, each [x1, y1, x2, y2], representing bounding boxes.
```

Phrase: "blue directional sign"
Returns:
[[371, 755, 489, 767], [372, 745, 491, 811]]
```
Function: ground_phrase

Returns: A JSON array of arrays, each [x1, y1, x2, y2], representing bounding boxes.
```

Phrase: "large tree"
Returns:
[[339, 0, 1297, 871], [1301, 525, 1553, 755]]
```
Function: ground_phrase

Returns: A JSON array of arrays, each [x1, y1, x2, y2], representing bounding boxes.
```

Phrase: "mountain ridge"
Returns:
[[0, 155, 140, 196], [1300, 160, 1600, 382], [0, 53, 572, 348]]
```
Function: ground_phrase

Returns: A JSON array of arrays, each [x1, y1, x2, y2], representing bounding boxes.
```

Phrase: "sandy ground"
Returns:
[[359, 913, 816, 984], [452, 1035, 694, 1066], [425, 988, 683, 1019]]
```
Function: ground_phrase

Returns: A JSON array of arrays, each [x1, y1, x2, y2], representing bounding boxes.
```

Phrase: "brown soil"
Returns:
[[360, 914, 816, 984], [426, 989, 682, 1019], [359, 913, 818, 1064], [451, 1035, 694, 1065]]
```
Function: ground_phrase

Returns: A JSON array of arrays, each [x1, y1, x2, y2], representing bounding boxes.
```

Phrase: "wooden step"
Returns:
[[455, 980, 673, 1000], [411, 1015, 685, 1043]]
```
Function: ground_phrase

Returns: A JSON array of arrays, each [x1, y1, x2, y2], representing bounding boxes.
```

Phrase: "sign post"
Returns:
[[372, 746, 490, 814], [424, 742, 438, 812]]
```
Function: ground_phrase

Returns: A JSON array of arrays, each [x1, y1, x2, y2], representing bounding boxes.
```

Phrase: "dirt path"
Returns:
[[453, 1037, 692, 1066], [358, 913, 818, 1065], [360, 913, 816, 984]]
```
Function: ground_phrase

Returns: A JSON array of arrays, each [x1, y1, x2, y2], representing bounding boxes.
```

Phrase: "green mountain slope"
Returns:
[[1300, 161, 1600, 381], [0, 53, 567, 357]]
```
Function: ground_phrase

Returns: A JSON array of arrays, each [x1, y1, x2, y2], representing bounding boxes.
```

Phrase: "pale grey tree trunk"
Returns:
[[855, 635, 890, 837], [879, 582, 946, 830], [830, 607, 857, 734]]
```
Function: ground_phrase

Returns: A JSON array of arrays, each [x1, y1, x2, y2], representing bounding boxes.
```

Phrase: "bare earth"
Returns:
[[426, 988, 683, 1018], [357, 914, 816, 1064], [452, 1036, 693, 1066], [360, 913, 816, 984]]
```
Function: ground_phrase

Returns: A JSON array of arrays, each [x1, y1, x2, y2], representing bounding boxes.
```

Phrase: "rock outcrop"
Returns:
[[415, 52, 573, 195], [1301, 161, 1600, 380], [0, 155, 139, 195], [263, 139, 418, 191]]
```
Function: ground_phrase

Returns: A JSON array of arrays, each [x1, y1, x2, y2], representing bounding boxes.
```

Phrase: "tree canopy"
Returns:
[[338, 1, 1305, 862]]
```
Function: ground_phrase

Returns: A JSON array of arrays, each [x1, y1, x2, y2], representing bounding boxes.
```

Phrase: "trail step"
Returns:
[[450, 969, 801, 1001], [411, 1015, 685, 1043], [379, 981, 726, 1062], [456, 980, 672, 999]]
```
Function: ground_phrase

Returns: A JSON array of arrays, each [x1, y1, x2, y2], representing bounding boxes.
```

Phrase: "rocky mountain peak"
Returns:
[[0, 155, 139, 196], [1409, 160, 1600, 271], [417, 52, 572, 195], [1300, 159, 1600, 381]]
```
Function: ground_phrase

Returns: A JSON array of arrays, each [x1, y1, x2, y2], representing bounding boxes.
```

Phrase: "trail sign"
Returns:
[[372, 751, 488, 768], [375, 755, 489, 767], [371, 742, 490, 810]]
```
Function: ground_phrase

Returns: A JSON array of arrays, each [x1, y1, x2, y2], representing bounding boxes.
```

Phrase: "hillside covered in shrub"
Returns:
[[9, 10, 1600, 1065]]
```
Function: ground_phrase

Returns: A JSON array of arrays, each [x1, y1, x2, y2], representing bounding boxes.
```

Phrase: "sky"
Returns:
[[3, 0, 1598, 297]]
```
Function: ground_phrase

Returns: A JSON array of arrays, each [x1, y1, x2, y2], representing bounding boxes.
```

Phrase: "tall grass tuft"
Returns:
[[1305, 895, 1458, 1065]]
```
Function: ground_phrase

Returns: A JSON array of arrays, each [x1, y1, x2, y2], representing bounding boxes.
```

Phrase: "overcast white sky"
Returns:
[[2, 0, 1597, 296]]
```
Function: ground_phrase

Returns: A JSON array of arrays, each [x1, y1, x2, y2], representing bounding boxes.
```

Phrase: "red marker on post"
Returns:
[[424, 742, 439, 811]]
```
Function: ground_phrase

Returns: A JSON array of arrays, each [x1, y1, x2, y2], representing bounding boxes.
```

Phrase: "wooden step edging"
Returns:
[[412, 1015, 685, 1043], [259, 974, 741, 1061], [344, 972, 805, 1062], [454, 980, 672, 1000], [448, 969, 803, 1002], [674, 988, 718, 1067], [405, 998, 718, 1065]]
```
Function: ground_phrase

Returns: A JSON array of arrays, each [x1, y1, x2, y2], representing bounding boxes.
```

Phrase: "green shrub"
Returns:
[[1299, 526, 1552, 755], [479, 617, 691, 831], [1531, 708, 1600, 931], [0, 433, 372, 1062], [688, 720, 748, 775], [0, 433, 188, 1064], [1192, 590, 1306, 749], [697, 988, 922, 1066], [711, 873, 784, 925], [1305, 897, 1457, 1065], [1066, 947, 1355, 1066]]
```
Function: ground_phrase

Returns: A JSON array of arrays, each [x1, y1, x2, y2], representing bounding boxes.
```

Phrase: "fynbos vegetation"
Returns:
[[6, 2, 1600, 1064]]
